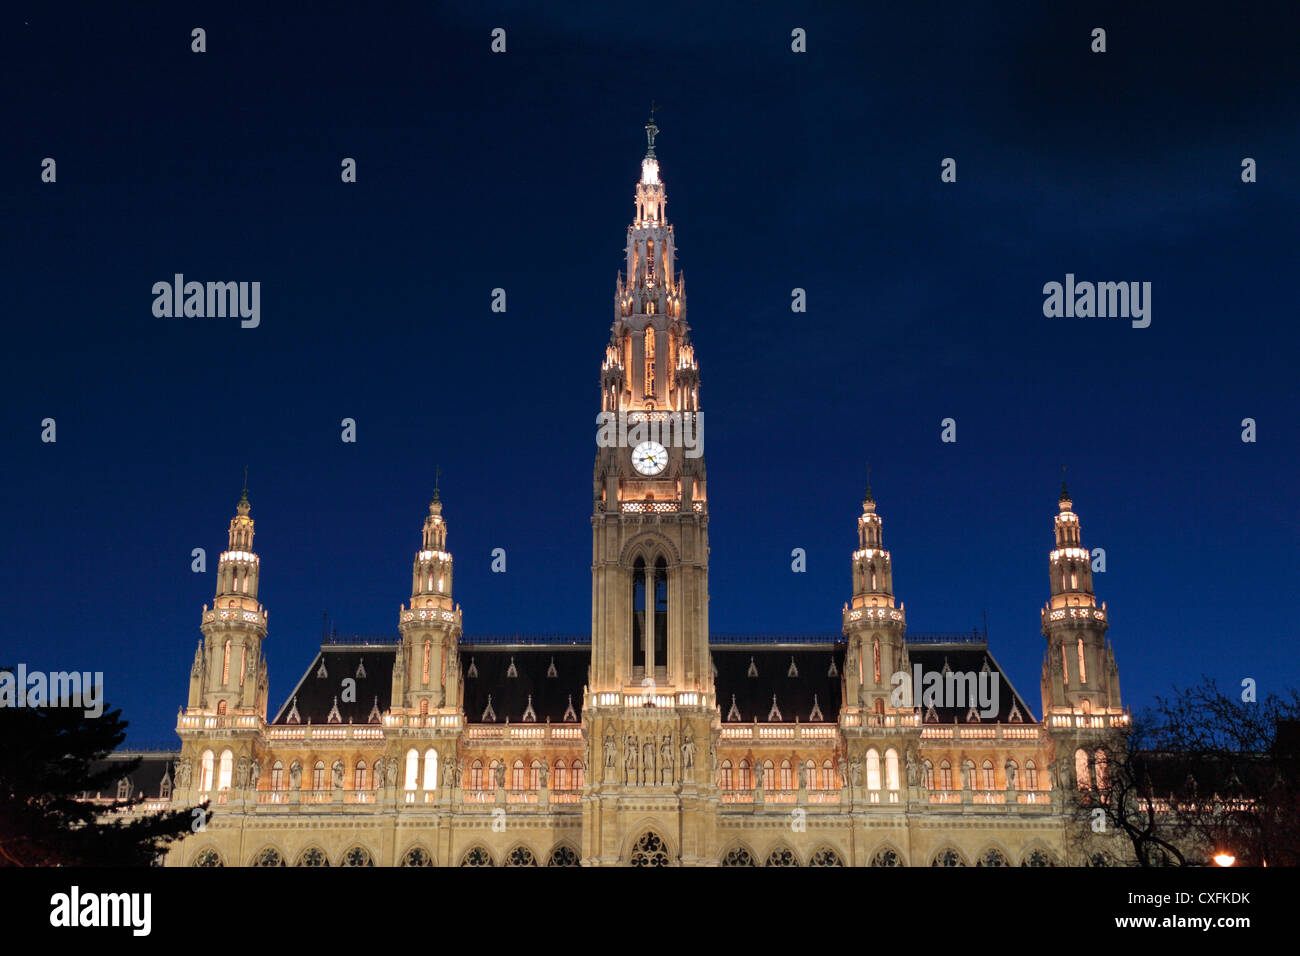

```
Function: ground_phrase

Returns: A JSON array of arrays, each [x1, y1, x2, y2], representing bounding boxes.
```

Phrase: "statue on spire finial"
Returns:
[[864, 463, 874, 503], [1059, 464, 1069, 502], [237, 465, 251, 514], [645, 102, 660, 158]]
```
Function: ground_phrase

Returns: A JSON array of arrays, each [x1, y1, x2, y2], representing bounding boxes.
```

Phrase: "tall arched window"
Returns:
[[938, 760, 953, 790], [631, 557, 647, 670], [885, 749, 900, 791], [1077, 637, 1087, 684], [644, 326, 656, 398], [1025, 760, 1038, 790], [355, 761, 368, 791], [312, 761, 326, 791], [822, 759, 834, 790], [218, 750, 233, 791], [573, 760, 584, 789], [653, 558, 668, 670], [761, 760, 774, 790], [404, 749, 419, 791], [470, 759, 484, 791], [873, 637, 881, 683], [271, 761, 284, 791], [866, 749, 881, 790], [199, 750, 215, 792], [720, 760, 733, 790], [981, 760, 995, 790], [512, 760, 525, 791], [779, 760, 793, 791], [555, 760, 568, 791], [422, 749, 438, 790], [922, 759, 934, 790], [739, 760, 752, 791], [529, 760, 541, 790], [1094, 749, 1108, 789], [1074, 749, 1091, 790], [222, 640, 231, 684]]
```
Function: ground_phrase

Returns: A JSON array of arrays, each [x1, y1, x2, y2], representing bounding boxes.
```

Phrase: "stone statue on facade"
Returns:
[[849, 759, 862, 788], [174, 758, 191, 790], [797, 761, 808, 791], [681, 733, 696, 770], [443, 756, 456, 788], [235, 753, 250, 790], [332, 760, 344, 789], [289, 760, 302, 790], [836, 756, 847, 789], [1005, 759, 1017, 790], [250, 759, 261, 792], [660, 736, 673, 785], [643, 740, 656, 785], [372, 757, 385, 788], [539, 758, 549, 789], [386, 757, 399, 788], [604, 733, 617, 769]]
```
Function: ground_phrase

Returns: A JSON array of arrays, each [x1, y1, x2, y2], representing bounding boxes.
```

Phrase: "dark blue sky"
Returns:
[[3, 2, 1297, 745]]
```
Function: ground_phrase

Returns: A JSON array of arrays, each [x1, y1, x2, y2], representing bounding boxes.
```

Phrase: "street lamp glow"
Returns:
[[1213, 852, 1236, 867]]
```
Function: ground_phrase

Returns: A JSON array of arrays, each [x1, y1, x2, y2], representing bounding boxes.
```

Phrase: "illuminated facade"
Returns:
[[145, 116, 1130, 867]]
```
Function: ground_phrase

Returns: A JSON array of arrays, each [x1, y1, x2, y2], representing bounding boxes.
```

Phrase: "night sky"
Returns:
[[4, 2, 1297, 747]]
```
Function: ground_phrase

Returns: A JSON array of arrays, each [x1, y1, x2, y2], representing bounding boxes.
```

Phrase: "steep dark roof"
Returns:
[[460, 646, 587, 724], [906, 643, 1037, 724], [712, 646, 845, 723], [271, 647, 395, 725], [88, 752, 178, 800]]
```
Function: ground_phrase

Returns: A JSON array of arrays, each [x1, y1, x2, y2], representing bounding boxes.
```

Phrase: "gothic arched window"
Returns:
[[982, 760, 995, 790], [342, 846, 374, 867], [401, 846, 434, 867], [738, 760, 752, 791], [423, 748, 438, 791], [1094, 749, 1108, 790], [808, 847, 845, 867], [721, 846, 756, 867], [271, 761, 283, 791], [720, 760, 733, 790], [547, 845, 580, 867], [653, 558, 668, 669], [931, 848, 965, 867], [779, 760, 793, 792], [354, 761, 368, 791], [199, 750, 214, 792], [218, 749, 233, 791], [631, 557, 647, 671], [938, 760, 952, 790], [866, 749, 881, 791], [470, 759, 484, 791], [251, 847, 284, 867], [1075, 749, 1091, 790], [512, 760, 525, 791], [871, 848, 903, 867], [873, 637, 881, 683], [629, 831, 669, 867], [885, 749, 900, 791], [460, 846, 494, 867], [1025, 760, 1038, 790], [766, 846, 799, 867], [506, 846, 538, 867], [404, 749, 419, 791], [573, 760, 585, 788], [554, 760, 568, 791], [312, 761, 326, 791], [1077, 637, 1087, 684], [922, 759, 934, 790], [977, 848, 1010, 867]]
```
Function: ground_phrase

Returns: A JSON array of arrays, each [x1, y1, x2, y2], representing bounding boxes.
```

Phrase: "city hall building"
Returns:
[[130, 117, 1130, 866]]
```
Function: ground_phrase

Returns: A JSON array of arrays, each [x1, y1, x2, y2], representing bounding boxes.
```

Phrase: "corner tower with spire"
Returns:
[[394, 475, 463, 721], [1039, 480, 1122, 722]]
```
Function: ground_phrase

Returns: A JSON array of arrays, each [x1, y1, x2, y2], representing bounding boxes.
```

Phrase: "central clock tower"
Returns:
[[584, 111, 718, 865]]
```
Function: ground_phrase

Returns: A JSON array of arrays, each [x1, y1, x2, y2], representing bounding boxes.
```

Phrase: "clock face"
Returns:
[[632, 441, 668, 476]]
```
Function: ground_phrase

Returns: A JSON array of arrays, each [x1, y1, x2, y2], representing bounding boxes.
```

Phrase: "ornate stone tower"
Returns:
[[188, 485, 269, 719], [394, 482, 463, 720], [176, 482, 270, 802], [1040, 482, 1125, 792], [840, 478, 909, 718], [584, 111, 718, 865]]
